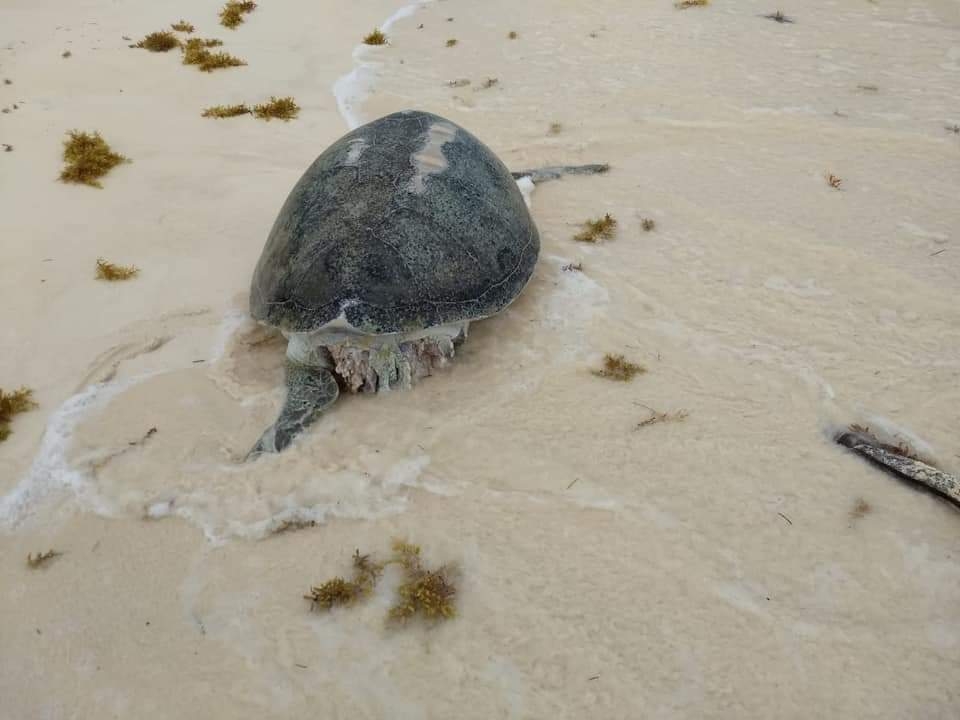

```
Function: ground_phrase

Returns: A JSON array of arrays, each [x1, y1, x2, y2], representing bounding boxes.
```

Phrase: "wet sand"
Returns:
[[2, 0, 959, 717]]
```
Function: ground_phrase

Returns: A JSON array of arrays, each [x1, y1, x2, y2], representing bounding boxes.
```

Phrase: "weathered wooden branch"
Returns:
[[836, 428, 960, 507]]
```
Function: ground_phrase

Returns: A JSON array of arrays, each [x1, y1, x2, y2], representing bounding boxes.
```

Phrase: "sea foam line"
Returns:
[[0, 377, 139, 528], [332, 1, 433, 130], [0, 309, 247, 529]]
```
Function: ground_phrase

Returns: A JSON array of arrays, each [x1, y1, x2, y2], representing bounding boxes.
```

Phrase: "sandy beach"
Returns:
[[2, 0, 960, 717]]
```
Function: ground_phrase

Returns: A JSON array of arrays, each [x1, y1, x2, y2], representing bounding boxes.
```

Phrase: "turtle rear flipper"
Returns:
[[246, 363, 339, 460]]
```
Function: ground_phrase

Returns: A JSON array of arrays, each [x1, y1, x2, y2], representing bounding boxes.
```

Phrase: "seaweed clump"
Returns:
[[135, 31, 181, 52], [305, 540, 458, 624], [574, 213, 617, 242], [592, 353, 645, 381], [641, 217, 656, 231], [59, 131, 129, 188], [182, 38, 244, 72], [171, 20, 195, 33], [676, 0, 709, 7], [363, 29, 387, 46], [253, 96, 300, 121], [202, 103, 251, 118], [388, 540, 458, 623], [305, 550, 385, 611], [508, 31, 519, 40], [0, 387, 37, 442], [96, 258, 139, 281], [220, 1, 257, 29], [446, 38, 458, 47]]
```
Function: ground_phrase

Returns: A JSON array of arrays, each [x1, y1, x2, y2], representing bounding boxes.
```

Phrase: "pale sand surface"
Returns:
[[2, 0, 960, 717]]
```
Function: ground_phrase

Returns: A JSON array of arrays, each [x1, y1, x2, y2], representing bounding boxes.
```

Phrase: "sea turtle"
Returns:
[[247, 109, 607, 458]]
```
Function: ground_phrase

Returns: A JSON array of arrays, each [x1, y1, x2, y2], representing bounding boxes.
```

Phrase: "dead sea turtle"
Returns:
[[247, 109, 607, 458]]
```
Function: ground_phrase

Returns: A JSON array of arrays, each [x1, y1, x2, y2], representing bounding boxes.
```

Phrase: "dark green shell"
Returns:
[[250, 110, 540, 334]]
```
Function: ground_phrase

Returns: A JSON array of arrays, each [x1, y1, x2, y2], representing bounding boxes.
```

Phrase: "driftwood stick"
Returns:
[[836, 428, 960, 506], [510, 164, 610, 184]]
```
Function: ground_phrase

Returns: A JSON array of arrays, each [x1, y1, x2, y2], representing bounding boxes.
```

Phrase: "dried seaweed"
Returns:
[[446, 39, 458, 47], [387, 540, 457, 623], [220, 1, 257, 29], [305, 539, 458, 624], [305, 550, 385, 611], [253, 96, 299, 121], [573, 213, 617, 242], [849, 497, 872, 520], [182, 38, 245, 72], [171, 20, 195, 33], [363, 29, 387, 46], [135, 31, 181, 52], [95, 258, 139, 281], [59, 131, 129, 188], [201, 103, 251, 118], [592, 354, 645, 381], [0, 387, 37, 442]]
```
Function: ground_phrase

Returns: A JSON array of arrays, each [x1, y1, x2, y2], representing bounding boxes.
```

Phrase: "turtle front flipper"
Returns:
[[246, 361, 340, 460], [510, 164, 610, 184]]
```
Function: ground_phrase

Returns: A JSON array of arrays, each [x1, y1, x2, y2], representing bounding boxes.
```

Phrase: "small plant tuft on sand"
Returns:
[[59, 131, 129, 188], [548, 122, 563, 135], [136, 31, 181, 52], [574, 213, 617, 242], [592, 354, 645, 381], [641, 217, 656, 231], [253, 96, 300, 121], [826, 173, 843, 189], [171, 20, 195, 33], [95, 258, 139, 281], [676, 0, 709, 7], [201, 103, 251, 118], [445, 38, 458, 47], [220, 1, 257, 29], [27, 550, 61, 569], [61, 50, 72, 58], [508, 31, 519, 39], [3, 78, 11, 85], [0, 387, 37, 442], [182, 38, 245, 71], [363, 29, 388, 46], [388, 539, 458, 623]]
